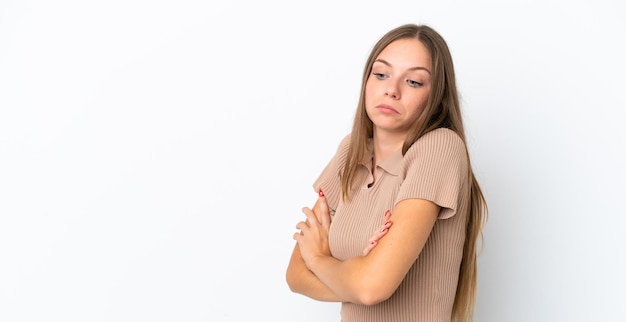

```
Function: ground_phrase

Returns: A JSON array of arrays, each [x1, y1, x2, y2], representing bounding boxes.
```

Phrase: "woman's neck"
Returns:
[[372, 130, 406, 165]]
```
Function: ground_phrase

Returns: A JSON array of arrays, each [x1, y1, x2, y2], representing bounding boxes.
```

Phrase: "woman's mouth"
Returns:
[[376, 104, 398, 114]]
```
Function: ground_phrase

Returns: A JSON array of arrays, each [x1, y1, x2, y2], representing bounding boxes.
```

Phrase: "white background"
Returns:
[[1, 1, 625, 321]]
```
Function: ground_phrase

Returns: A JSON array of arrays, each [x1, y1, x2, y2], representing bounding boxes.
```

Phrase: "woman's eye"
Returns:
[[407, 79, 423, 87], [372, 72, 387, 80]]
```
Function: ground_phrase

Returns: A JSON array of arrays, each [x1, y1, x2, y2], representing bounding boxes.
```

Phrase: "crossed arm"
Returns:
[[285, 194, 439, 305]]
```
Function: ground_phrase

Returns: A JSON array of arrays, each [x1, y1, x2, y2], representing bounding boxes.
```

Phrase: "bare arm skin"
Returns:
[[294, 198, 439, 306], [286, 194, 392, 301], [286, 197, 341, 301]]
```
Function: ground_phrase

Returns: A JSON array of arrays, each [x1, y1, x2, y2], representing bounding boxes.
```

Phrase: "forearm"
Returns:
[[307, 254, 386, 306], [286, 245, 342, 302], [307, 200, 440, 306]]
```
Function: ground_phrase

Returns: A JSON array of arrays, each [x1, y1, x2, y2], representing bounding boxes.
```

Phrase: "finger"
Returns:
[[301, 207, 319, 227], [311, 199, 323, 223], [362, 219, 392, 255], [369, 229, 386, 243], [369, 210, 391, 241], [316, 189, 331, 229], [295, 221, 308, 231], [362, 239, 377, 256], [384, 209, 392, 221], [293, 222, 305, 240], [374, 220, 393, 236]]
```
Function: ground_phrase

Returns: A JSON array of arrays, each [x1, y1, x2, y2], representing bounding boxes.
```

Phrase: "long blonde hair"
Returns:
[[341, 24, 488, 322]]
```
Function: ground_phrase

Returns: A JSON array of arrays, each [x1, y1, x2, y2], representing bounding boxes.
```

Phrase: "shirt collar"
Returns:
[[360, 139, 403, 176]]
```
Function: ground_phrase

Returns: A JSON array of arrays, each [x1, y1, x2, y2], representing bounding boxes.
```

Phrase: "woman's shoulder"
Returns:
[[339, 133, 351, 147], [420, 128, 463, 147], [333, 133, 352, 155], [422, 127, 462, 142], [406, 128, 466, 157]]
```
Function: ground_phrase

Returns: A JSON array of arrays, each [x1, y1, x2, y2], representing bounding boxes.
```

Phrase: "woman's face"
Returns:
[[365, 38, 432, 136]]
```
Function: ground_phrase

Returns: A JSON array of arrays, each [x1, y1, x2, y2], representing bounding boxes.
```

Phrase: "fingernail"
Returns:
[[384, 210, 391, 217], [371, 240, 377, 245], [318, 189, 325, 197], [380, 228, 388, 233], [384, 220, 391, 226]]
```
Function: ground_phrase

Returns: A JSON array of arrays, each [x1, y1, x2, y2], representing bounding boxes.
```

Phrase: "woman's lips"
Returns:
[[376, 104, 398, 114]]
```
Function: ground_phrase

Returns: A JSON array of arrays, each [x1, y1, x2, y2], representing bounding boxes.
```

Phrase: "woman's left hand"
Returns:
[[362, 210, 393, 256]]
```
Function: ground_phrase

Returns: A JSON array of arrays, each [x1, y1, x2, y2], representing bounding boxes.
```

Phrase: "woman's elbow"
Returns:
[[286, 265, 307, 294], [285, 268, 298, 293], [353, 283, 395, 306]]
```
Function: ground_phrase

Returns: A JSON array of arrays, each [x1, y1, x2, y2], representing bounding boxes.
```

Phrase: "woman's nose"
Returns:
[[385, 82, 400, 99]]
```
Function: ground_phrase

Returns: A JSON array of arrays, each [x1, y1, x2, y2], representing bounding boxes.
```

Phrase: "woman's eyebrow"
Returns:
[[374, 59, 431, 75]]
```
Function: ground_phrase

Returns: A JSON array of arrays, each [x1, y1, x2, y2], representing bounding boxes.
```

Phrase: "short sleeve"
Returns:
[[396, 128, 468, 219], [312, 134, 351, 211]]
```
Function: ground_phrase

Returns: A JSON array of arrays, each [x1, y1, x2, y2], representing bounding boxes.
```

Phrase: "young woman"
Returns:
[[286, 23, 488, 322]]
